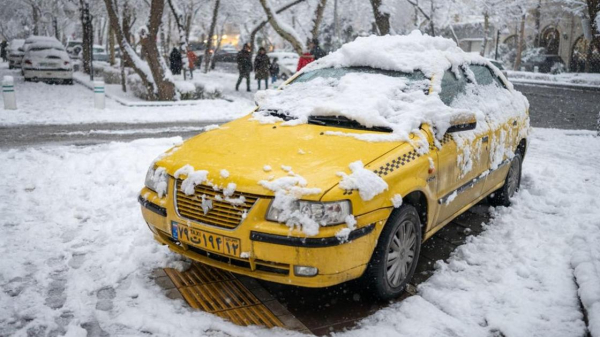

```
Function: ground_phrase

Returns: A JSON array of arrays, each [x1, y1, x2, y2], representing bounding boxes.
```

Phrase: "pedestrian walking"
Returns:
[[297, 51, 314, 72], [0, 40, 7, 63], [254, 47, 270, 90], [236, 43, 252, 92], [187, 50, 197, 79], [309, 38, 326, 60], [169, 48, 182, 75], [269, 57, 280, 83]]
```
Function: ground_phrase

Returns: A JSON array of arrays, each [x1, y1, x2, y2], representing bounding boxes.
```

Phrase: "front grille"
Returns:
[[175, 180, 260, 229]]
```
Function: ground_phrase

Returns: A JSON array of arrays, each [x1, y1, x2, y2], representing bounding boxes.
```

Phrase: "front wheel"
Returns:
[[489, 153, 522, 207], [363, 205, 422, 301]]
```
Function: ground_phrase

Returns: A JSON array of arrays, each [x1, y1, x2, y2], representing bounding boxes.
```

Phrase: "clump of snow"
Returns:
[[219, 169, 229, 179], [298, 149, 306, 154], [174, 164, 209, 195], [391, 194, 403, 208], [149, 166, 168, 198], [259, 175, 322, 236], [204, 124, 220, 131], [281, 165, 292, 172], [263, 165, 272, 172], [336, 215, 358, 242], [223, 182, 236, 197], [338, 161, 388, 201], [240, 252, 251, 259]]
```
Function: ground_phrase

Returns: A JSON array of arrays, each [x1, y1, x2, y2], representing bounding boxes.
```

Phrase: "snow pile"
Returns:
[[335, 215, 358, 242], [337, 161, 388, 201], [254, 31, 528, 142], [259, 174, 322, 236], [174, 164, 209, 195]]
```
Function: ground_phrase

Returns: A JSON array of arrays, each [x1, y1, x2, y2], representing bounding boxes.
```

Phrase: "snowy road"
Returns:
[[0, 121, 225, 148], [1, 128, 599, 337]]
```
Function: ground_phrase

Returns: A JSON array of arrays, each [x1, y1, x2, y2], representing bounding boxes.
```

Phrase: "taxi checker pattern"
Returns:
[[373, 151, 421, 177]]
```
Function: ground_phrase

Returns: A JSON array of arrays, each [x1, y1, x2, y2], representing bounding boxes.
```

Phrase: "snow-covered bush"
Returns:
[[128, 74, 222, 101], [103, 66, 121, 84]]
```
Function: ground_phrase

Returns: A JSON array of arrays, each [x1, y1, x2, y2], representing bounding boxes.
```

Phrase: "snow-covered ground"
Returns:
[[1, 128, 599, 337], [507, 70, 600, 88], [0, 63, 254, 126]]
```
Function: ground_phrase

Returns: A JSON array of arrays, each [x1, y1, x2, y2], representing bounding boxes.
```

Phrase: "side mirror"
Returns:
[[447, 113, 476, 133]]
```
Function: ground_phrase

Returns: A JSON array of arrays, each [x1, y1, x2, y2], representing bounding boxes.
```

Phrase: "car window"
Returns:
[[470, 64, 504, 88], [439, 69, 467, 106]]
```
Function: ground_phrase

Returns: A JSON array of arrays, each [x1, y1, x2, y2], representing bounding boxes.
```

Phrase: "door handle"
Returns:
[[482, 136, 489, 143]]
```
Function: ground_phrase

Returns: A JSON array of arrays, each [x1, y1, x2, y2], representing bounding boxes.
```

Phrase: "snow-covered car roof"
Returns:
[[9, 39, 25, 50], [24, 36, 63, 51], [304, 30, 502, 92]]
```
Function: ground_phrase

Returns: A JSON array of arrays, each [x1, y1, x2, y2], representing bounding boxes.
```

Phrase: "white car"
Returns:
[[7, 39, 25, 69], [268, 51, 299, 80], [22, 38, 73, 84]]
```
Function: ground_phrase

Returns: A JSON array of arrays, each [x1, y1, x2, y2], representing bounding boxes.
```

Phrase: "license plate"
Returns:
[[171, 221, 241, 257], [40, 62, 57, 67]]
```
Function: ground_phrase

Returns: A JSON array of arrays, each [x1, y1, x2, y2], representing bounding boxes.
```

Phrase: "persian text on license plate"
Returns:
[[171, 221, 241, 257]]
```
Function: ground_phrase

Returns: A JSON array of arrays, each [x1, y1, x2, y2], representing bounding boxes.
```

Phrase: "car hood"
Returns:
[[156, 114, 404, 198]]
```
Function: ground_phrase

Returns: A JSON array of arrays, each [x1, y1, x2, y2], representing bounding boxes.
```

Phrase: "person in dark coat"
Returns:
[[0, 40, 7, 63], [169, 48, 182, 75], [269, 57, 280, 83], [254, 47, 270, 90], [309, 38, 326, 60], [236, 43, 252, 91]]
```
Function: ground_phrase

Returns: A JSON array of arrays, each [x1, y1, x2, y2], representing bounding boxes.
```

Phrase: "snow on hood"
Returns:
[[254, 30, 527, 143]]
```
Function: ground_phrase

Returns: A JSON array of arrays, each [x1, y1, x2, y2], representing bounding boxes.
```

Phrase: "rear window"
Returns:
[[30, 46, 65, 52]]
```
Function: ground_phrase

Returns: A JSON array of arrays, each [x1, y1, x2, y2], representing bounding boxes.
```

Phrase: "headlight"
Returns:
[[144, 165, 168, 198], [266, 200, 351, 226]]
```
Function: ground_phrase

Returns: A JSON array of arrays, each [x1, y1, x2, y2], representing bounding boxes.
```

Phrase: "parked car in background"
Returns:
[[267, 51, 299, 80], [22, 37, 73, 84], [7, 39, 25, 69], [211, 44, 238, 63], [66, 40, 82, 58], [522, 54, 565, 74], [92, 45, 109, 62]]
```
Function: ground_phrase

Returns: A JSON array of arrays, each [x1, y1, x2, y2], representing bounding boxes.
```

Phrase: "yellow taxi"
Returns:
[[139, 33, 529, 300]]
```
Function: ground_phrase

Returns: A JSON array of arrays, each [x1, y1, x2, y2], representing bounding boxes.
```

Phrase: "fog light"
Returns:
[[294, 265, 318, 277]]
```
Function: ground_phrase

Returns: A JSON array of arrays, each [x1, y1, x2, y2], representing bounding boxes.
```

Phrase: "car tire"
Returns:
[[363, 204, 422, 301], [488, 153, 522, 207], [280, 73, 288, 81]]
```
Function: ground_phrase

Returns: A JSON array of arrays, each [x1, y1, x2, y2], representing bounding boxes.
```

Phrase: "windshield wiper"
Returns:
[[307, 115, 392, 133], [262, 109, 296, 121]]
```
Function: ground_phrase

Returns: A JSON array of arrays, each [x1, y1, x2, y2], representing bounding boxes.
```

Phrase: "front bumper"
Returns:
[[139, 187, 391, 288], [23, 68, 73, 80]]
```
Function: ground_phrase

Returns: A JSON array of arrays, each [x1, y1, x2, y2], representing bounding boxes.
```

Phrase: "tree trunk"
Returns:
[[203, 0, 220, 73], [109, 25, 116, 66], [369, 0, 391, 35], [513, 12, 526, 71], [249, 0, 306, 57], [259, 0, 304, 54], [310, 0, 328, 40], [533, 0, 541, 47], [32, 4, 39, 35], [80, 1, 93, 75], [480, 12, 489, 56], [429, 0, 435, 36], [103, 0, 177, 101]]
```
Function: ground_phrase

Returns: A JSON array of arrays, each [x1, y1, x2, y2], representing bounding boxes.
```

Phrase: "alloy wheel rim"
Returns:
[[507, 159, 520, 198], [386, 220, 416, 288]]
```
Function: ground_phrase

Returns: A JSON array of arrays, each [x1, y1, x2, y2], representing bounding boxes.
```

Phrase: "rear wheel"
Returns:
[[363, 205, 422, 301], [489, 153, 522, 207]]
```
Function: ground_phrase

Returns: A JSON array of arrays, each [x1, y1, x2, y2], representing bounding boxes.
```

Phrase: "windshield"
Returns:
[[257, 67, 431, 132], [294, 67, 428, 86]]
